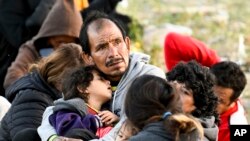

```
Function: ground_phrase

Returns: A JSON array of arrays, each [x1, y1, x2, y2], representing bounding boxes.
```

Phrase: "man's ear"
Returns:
[[125, 36, 131, 51], [82, 52, 94, 65]]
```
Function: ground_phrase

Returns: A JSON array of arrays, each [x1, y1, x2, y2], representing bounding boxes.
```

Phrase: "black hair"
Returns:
[[62, 65, 104, 101], [79, 10, 127, 55], [124, 74, 203, 140], [124, 74, 182, 129], [210, 61, 247, 102], [167, 60, 219, 124]]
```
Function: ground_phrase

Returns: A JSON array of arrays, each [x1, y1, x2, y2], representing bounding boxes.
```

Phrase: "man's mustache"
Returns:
[[106, 58, 123, 67]]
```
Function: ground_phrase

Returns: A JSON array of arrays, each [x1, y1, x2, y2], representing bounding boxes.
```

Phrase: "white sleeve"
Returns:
[[37, 106, 57, 141], [0, 96, 11, 121], [230, 100, 248, 125]]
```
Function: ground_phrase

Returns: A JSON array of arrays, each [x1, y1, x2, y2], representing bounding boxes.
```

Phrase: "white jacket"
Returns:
[[0, 96, 11, 122], [230, 100, 248, 125]]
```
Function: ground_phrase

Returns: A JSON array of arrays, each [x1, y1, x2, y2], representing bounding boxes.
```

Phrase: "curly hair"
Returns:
[[166, 60, 219, 123], [210, 61, 247, 102], [62, 65, 104, 101]]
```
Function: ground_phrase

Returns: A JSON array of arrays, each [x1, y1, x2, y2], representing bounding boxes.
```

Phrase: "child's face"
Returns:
[[86, 71, 112, 103], [170, 81, 196, 114], [213, 85, 234, 114], [115, 123, 133, 141]]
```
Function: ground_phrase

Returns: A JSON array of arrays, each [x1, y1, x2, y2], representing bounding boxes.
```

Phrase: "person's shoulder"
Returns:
[[230, 100, 248, 124], [142, 64, 166, 79]]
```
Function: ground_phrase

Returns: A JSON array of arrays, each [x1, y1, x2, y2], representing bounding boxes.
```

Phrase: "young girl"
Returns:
[[124, 74, 204, 141], [48, 65, 119, 139], [115, 119, 138, 141]]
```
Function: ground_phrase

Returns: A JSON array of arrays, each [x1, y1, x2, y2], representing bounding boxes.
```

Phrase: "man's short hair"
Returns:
[[79, 10, 127, 55], [210, 61, 247, 102]]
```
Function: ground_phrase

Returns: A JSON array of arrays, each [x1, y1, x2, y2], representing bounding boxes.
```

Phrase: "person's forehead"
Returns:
[[88, 18, 118, 32], [87, 20, 123, 45], [213, 86, 233, 98]]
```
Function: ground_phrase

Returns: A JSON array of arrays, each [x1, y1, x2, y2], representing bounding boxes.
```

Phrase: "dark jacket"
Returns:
[[3, 0, 82, 89], [49, 98, 102, 136], [0, 0, 56, 96], [0, 0, 55, 48], [0, 71, 61, 141], [129, 121, 200, 141]]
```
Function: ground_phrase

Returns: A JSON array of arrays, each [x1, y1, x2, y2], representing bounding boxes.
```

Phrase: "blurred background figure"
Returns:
[[0, 0, 57, 97], [164, 32, 221, 71], [3, 0, 83, 95]]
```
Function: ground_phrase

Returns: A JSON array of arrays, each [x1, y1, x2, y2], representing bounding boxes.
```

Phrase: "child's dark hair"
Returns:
[[62, 65, 104, 101], [124, 75, 203, 140], [166, 60, 219, 124], [210, 61, 247, 103]]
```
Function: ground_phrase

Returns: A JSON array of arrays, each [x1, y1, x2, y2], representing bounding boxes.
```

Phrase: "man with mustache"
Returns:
[[38, 10, 166, 141]]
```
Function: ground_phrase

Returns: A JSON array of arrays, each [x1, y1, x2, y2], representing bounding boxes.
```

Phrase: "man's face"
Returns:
[[213, 86, 234, 114], [87, 20, 130, 81]]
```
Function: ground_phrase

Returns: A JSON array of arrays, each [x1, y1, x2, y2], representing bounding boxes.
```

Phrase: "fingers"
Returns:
[[98, 111, 113, 122], [98, 110, 119, 126], [55, 136, 83, 141]]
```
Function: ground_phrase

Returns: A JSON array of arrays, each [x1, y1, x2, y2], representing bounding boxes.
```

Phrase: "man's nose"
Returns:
[[108, 45, 118, 58]]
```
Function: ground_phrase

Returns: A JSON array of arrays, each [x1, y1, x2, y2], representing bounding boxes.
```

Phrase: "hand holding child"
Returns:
[[98, 110, 119, 126]]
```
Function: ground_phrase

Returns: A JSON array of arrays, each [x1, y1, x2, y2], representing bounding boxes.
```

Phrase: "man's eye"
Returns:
[[97, 45, 106, 51], [113, 39, 121, 46]]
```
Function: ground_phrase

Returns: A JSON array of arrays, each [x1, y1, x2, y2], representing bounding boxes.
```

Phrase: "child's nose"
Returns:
[[106, 80, 110, 85]]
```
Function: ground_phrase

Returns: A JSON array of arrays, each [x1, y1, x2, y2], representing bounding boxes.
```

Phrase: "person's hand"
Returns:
[[98, 110, 119, 126], [54, 136, 83, 141]]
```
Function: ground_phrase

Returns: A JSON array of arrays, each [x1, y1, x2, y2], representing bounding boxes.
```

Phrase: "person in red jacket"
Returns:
[[210, 61, 248, 141], [164, 32, 220, 71]]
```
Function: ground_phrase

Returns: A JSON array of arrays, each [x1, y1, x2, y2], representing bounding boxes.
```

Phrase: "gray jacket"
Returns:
[[198, 116, 218, 141], [38, 52, 166, 141]]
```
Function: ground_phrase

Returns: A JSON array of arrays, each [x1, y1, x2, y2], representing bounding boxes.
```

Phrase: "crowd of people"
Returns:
[[0, 0, 248, 141]]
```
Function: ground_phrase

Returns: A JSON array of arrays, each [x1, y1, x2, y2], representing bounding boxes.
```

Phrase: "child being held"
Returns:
[[49, 65, 119, 139], [115, 119, 138, 141]]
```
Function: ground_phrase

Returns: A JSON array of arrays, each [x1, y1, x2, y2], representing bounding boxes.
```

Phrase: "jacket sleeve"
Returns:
[[0, 96, 11, 121], [144, 65, 166, 79], [38, 106, 57, 141], [4, 42, 39, 89], [49, 110, 102, 136], [7, 89, 54, 140]]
